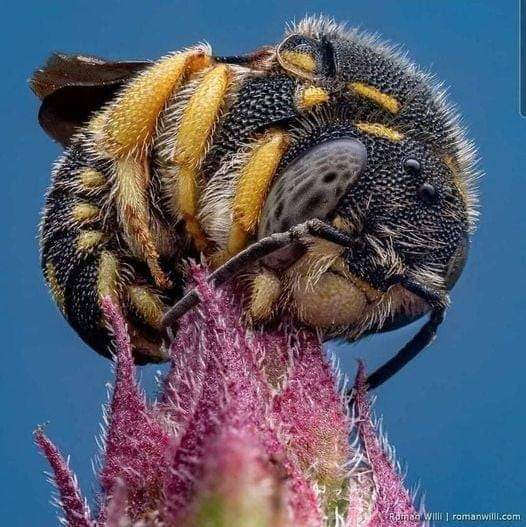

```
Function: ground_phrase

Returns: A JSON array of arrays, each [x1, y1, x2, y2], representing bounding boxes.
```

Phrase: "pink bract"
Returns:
[[37, 265, 425, 526]]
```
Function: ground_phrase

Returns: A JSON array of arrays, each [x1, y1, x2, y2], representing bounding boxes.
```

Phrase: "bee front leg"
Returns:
[[162, 219, 354, 329]]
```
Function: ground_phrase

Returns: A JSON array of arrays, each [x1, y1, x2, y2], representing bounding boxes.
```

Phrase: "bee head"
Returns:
[[259, 17, 479, 338]]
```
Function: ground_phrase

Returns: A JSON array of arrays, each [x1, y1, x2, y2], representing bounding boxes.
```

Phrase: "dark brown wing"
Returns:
[[30, 53, 150, 146]]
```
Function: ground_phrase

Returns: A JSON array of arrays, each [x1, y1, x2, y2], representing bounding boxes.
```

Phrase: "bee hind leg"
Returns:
[[93, 48, 213, 288]]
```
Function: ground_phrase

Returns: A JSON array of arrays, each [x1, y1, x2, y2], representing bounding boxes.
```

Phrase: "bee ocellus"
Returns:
[[32, 16, 478, 388]]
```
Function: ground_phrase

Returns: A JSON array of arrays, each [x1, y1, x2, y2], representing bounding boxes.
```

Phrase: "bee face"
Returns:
[[339, 132, 469, 287], [258, 18, 478, 337], [259, 122, 471, 337], [341, 132, 470, 334]]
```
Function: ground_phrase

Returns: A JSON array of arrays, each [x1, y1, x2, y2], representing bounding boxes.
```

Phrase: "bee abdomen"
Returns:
[[41, 142, 183, 362], [41, 144, 118, 357]]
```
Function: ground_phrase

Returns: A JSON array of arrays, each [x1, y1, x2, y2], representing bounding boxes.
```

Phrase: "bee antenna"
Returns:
[[397, 275, 448, 308], [349, 274, 448, 393], [361, 305, 446, 392]]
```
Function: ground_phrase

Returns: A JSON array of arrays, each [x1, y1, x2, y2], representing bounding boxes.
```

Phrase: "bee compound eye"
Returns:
[[258, 138, 367, 240], [418, 182, 438, 204]]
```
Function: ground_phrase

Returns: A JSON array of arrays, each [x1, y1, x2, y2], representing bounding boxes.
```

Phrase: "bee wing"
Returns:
[[30, 53, 150, 146]]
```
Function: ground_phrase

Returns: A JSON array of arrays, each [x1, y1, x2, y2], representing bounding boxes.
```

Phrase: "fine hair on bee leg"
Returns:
[[161, 219, 355, 329], [95, 48, 213, 287]]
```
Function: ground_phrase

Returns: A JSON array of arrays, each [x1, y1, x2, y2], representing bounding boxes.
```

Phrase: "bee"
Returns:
[[32, 16, 478, 388]]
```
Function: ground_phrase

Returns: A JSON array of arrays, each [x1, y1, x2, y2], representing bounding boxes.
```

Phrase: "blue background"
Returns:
[[1, 1, 524, 525]]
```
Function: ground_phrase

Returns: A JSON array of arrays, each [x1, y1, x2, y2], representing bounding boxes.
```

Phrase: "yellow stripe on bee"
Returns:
[[128, 285, 164, 328], [299, 86, 330, 109], [72, 203, 99, 222], [174, 64, 231, 167], [227, 130, 289, 256], [349, 82, 401, 114], [281, 51, 316, 73], [77, 230, 105, 252], [79, 168, 106, 189], [45, 262, 65, 312], [97, 250, 120, 299], [101, 49, 212, 157], [356, 122, 405, 142]]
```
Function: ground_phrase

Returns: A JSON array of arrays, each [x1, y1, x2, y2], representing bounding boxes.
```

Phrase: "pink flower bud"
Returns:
[[36, 266, 426, 527]]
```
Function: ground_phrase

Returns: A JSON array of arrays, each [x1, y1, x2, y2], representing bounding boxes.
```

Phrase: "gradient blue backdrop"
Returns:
[[1, 1, 524, 525]]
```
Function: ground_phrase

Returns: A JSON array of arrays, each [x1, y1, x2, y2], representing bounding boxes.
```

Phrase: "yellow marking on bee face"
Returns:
[[298, 86, 330, 109], [356, 122, 404, 142], [174, 64, 231, 167], [227, 130, 289, 255], [349, 82, 401, 114], [101, 49, 212, 157], [97, 251, 120, 299], [45, 262, 65, 312], [128, 285, 164, 328], [72, 203, 99, 222], [77, 230, 105, 252], [79, 168, 106, 189], [280, 50, 316, 74], [248, 269, 282, 322]]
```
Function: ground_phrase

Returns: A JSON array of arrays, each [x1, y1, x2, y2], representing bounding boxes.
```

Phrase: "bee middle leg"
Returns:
[[168, 64, 233, 253]]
